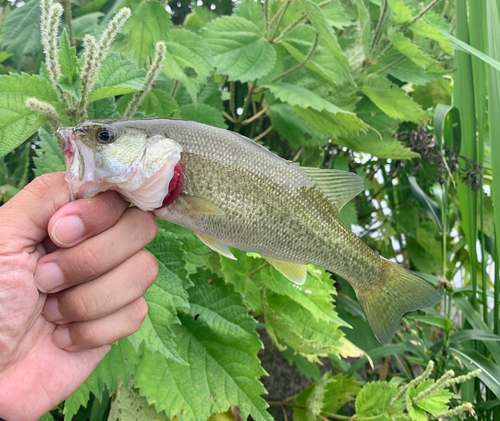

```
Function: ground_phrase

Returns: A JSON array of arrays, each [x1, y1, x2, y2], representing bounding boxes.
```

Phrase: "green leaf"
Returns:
[[284, 347, 322, 381], [136, 270, 272, 421], [164, 29, 214, 99], [87, 97, 121, 120], [139, 89, 178, 117], [414, 382, 453, 416], [120, 0, 172, 66], [450, 329, 500, 343], [179, 103, 227, 129], [434, 104, 461, 153], [314, 1, 353, 29], [71, 13, 104, 40], [76, 0, 110, 15], [108, 382, 168, 421], [282, 24, 352, 85], [128, 230, 191, 364], [89, 52, 146, 103], [408, 176, 443, 232], [387, 59, 445, 86], [59, 29, 78, 84], [411, 13, 452, 55], [294, 373, 361, 421], [1, 0, 42, 62], [386, 29, 435, 69], [449, 347, 500, 400], [306, 373, 336, 421], [234, 0, 265, 33], [296, 0, 353, 85], [269, 103, 324, 147], [264, 82, 366, 137], [64, 339, 141, 420], [361, 75, 427, 123], [0, 73, 60, 157], [409, 315, 452, 332], [37, 413, 54, 421], [387, 0, 413, 24], [203, 16, 276, 82], [409, 406, 427, 421], [355, 382, 398, 418], [33, 128, 65, 177], [184, 5, 218, 33]]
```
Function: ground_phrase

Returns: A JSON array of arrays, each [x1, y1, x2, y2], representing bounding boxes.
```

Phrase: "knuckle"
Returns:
[[71, 292, 96, 321], [136, 210, 158, 242], [78, 246, 105, 278], [128, 299, 148, 332], [136, 250, 159, 290], [75, 322, 99, 347]]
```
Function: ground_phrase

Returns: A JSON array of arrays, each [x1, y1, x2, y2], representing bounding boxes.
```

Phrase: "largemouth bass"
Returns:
[[57, 118, 441, 344]]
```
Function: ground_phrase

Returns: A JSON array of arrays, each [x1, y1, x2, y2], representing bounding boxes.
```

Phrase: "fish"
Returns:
[[57, 118, 441, 344]]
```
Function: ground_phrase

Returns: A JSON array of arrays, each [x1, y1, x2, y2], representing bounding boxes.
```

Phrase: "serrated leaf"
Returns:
[[269, 102, 324, 147], [386, 29, 435, 69], [184, 5, 218, 33], [410, 12, 452, 55], [387, 59, 445, 86], [314, 1, 353, 29], [120, 0, 171, 66], [108, 382, 168, 421], [89, 52, 146, 103], [387, 0, 413, 24], [71, 12, 104, 40], [136, 270, 272, 421], [263, 289, 360, 362], [264, 82, 366, 136], [203, 16, 276, 82], [128, 230, 191, 363], [284, 347, 322, 381], [355, 382, 398, 418], [414, 381, 453, 415], [296, 0, 353, 85], [361, 75, 427, 123], [76, 0, 110, 15], [282, 24, 352, 85], [234, 0, 265, 33], [139, 89, 178, 117], [37, 413, 54, 421], [1, 0, 42, 62], [179, 103, 227, 129], [59, 29, 78, 84], [64, 339, 141, 421], [306, 372, 335, 421], [87, 97, 121, 120], [33, 128, 65, 176], [164, 29, 214, 98], [0, 73, 60, 157], [409, 406, 427, 421]]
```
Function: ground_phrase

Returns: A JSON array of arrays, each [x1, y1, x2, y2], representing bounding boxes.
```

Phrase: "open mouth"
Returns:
[[57, 127, 77, 164]]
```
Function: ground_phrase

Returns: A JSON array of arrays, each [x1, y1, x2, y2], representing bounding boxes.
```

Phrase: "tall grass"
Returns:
[[452, 0, 500, 417]]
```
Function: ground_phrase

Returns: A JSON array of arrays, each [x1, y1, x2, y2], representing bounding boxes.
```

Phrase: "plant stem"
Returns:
[[254, 124, 274, 141], [170, 79, 180, 98], [267, 0, 290, 41], [275, 0, 336, 42], [402, 0, 442, 30], [272, 33, 319, 82], [237, 86, 254, 123], [241, 106, 269, 126], [370, 0, 388, 57], [64, 0, 74, 46], [230, 81, 237, 120], [264, 0, 270, 35]]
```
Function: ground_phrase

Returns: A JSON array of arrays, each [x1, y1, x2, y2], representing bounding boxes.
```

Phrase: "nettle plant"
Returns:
[[0, 0, 482, 420]]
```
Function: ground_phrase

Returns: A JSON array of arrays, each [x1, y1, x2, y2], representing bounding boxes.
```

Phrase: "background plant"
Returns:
[[1, 0, 499, 420]]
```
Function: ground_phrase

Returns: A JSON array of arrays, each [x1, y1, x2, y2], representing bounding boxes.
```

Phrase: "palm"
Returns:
[[0, 244, 107, 417]]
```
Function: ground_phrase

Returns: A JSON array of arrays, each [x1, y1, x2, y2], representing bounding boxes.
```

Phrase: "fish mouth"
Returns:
[[57, 127, 77, 163]]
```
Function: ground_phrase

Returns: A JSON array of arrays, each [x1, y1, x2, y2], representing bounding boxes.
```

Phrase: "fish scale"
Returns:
[[57, 118, 442, 344]]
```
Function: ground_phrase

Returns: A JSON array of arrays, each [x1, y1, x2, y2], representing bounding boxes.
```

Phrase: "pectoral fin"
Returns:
[[195, 232, 237, 260], [182, 195, 224, 215], [264, 256, 307, 285]]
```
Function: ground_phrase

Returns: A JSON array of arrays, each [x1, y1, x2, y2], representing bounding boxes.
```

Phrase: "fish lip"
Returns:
[[57, 127, 77, 161]]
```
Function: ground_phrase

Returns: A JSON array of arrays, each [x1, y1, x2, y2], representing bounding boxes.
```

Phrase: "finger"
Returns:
[[0, 173, 70, 252], [47, 191, 130, 248], [34, 208, 157, 293], [43, 250, 158, 323], [52, 298, 149, 351]]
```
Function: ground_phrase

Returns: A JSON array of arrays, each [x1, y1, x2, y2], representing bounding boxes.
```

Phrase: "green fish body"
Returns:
[[57, 118, 441, 344]]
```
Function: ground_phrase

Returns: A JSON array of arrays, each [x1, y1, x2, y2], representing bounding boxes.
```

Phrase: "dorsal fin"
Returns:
[[300, 167, 364, 213]]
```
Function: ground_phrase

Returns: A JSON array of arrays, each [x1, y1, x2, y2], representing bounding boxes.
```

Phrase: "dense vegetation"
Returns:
[[1, 0, 500, 419]]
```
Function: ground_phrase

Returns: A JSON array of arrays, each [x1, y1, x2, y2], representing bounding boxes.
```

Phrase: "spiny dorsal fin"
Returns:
[[194, 232, 237, 260], [263, 256, 308, 285], [300, 167, 364, 213]]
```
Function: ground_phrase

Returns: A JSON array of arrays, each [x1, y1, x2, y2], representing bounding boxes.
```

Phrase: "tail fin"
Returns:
[[355, 261, 442, 345]]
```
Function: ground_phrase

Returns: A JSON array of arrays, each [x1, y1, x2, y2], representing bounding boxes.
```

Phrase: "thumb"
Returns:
[[0, 173, 71, 252]]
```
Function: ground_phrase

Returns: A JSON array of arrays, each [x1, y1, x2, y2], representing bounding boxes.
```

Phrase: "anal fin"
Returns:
[[195, 232, 237, 260], [264, 256, 307, 285]]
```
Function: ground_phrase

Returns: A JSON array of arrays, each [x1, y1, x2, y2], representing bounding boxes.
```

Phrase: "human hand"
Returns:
[[0, 173, 158, 421]]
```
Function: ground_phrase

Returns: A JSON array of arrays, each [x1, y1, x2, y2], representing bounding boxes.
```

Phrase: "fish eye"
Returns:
[[96, 127, 116, 144]]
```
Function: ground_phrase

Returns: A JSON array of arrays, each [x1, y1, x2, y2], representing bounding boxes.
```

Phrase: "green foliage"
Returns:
[[1, 0, 496, 420]]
